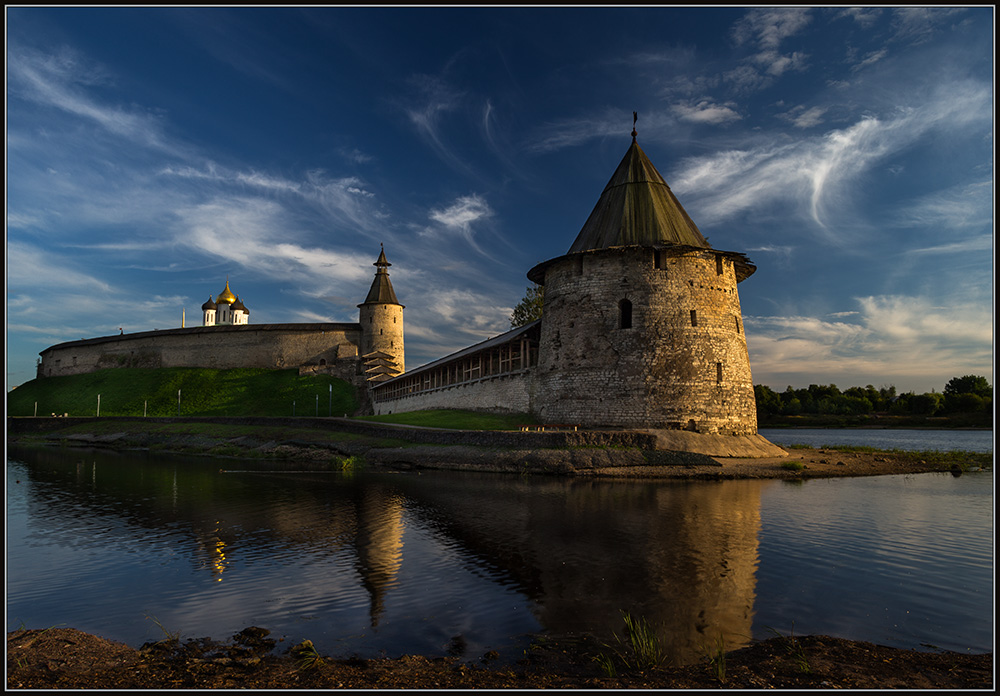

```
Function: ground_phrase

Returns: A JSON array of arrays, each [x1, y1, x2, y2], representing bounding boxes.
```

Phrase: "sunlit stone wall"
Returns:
[[37, 324, 364, 383], [533, 246, 757, 434], [372, 372, 532, 416]]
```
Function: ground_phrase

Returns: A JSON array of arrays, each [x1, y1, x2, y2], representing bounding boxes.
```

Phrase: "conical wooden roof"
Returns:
[[360, 246, 402, 306], [568, 138, 709, 253]]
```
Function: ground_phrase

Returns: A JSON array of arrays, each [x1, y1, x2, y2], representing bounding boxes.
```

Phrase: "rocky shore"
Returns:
[[7, 626, 992, 690]]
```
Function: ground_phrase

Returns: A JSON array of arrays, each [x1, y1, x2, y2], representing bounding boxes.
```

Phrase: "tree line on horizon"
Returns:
[[754, 375, 992, 417]]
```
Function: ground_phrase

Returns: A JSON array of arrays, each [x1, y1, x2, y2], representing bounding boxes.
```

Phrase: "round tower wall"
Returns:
[[533, 247, 757, 434], [359, 303, 405, 373]]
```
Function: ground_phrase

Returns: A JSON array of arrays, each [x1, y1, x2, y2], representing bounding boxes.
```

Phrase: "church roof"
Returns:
[[201, 295, 217, 311], [231, 296, 248, 313], [216, 279, 237, 305], [567, 137, 709, 254]]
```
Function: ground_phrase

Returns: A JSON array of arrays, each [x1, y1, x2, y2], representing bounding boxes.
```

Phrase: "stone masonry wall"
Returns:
[[533, 246, 757, 434], [38, 324, 364, 385], [372, 371, 532, 416], [359, 303, 405, 373]]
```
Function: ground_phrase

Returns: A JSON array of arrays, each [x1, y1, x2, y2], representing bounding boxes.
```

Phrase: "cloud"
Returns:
[[836, 7, 883, 29], [524, 109, 630, 153], [746, 294, 993, 391], [403, 74, 475, 176], [850, 48, 888, 73], [890, 181, 994, 231], [424, 195, 494, 254], [671, 79, 991, 236], [732, 8, 812, 50], [890, 7, 967, 44], [778, 105, 827, 129], [174, 197, 375, 288], [6, 240, 113, 295], [403, 286, 513, 368], [672, 100, 742, 125], [730, 8, 812, 82], [8, 44, 177, 154]]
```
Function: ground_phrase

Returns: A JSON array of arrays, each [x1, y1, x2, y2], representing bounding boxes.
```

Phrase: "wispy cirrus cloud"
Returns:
[[731, 8, 812, 80], [778, 105, 827, 129], [672, 99, 741, 125], [672, 78, 991, 238], [8, 44, 181, 155], [403, 74, 476, 176], [890, 181, 994, 231], [423, 194, 494, 255]]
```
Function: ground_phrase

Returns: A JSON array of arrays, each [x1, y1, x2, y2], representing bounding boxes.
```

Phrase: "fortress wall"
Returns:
[[534, 247, 757, 434], [38, 324, 364, 382], [372, 372, 532, 416]]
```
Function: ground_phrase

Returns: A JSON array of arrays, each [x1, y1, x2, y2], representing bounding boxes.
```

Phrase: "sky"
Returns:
[[6, 6, 994, 394]]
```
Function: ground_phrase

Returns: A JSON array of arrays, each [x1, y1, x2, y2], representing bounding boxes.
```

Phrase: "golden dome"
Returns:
[[216, 279, 236, 305]]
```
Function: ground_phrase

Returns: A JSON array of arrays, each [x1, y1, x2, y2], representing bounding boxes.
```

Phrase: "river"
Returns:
[[5, 438, 993, 667], [758, 427, 994, 453]]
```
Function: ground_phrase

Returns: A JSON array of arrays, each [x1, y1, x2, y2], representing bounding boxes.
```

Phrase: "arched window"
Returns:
[[619, 299, 633, 329]]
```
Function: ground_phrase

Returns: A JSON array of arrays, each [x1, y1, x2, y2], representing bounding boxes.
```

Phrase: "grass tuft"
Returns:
[[765, 625, 811, 674], [704, 634, 727, 683], [598, 611, 667, 673], [291, 639, 323, 671]]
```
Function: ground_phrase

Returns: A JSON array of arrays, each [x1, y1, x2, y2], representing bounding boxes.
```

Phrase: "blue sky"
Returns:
[[6, 7, 994, 393]]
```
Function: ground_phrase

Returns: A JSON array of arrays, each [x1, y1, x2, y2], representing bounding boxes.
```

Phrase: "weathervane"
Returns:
[[632, 111, 638, 142]]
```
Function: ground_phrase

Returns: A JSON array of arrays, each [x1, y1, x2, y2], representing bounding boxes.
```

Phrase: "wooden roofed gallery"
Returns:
[[370, 321, 540, 405]]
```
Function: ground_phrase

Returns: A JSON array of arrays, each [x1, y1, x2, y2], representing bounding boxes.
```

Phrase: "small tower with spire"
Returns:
[[358, 246, 405, 381]]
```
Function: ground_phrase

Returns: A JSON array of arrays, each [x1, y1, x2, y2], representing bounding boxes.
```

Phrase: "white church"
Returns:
[[200, 279, 250, 326]]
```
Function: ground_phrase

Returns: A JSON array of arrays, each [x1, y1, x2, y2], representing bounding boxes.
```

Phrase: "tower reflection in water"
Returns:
[[394, 473, 763, 665], [11, 446, 764, 665]]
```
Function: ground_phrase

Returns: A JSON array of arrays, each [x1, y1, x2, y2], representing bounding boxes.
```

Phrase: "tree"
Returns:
[[754, 384, 782, 415], [510, 283, 544, 328], [944, 375, 992, 398]]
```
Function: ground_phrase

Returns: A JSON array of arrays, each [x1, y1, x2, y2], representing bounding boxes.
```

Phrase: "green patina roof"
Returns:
[[567, 138, 710, 253]]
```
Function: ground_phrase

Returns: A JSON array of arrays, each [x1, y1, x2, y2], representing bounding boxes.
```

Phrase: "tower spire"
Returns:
[[632, 111, 638, 142]]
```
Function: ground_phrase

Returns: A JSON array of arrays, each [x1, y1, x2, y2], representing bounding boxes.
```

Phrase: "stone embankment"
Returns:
[[7, 416, 987, 479]]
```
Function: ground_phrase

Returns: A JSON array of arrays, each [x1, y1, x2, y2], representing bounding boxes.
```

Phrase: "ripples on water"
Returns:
[[6, 445, 993, 665]]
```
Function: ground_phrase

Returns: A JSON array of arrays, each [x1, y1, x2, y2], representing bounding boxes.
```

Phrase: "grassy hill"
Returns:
[[6, 368, 359, 418]]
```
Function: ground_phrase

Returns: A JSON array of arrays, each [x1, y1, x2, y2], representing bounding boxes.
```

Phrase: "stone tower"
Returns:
[[528, 128, 758, 435], [358, 246, 405, 381]]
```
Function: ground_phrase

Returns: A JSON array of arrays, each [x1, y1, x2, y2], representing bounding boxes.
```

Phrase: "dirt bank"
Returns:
[[6, 417, 990, 478], [7, 626, 992, 690]]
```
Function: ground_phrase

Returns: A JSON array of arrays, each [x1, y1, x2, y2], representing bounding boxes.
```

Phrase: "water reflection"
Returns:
[[8, 445, 990, 665], [394, 475, 766, 661]]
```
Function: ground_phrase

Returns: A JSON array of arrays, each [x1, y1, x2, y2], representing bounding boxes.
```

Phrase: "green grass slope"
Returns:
[[7, 368, 359, 418]]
